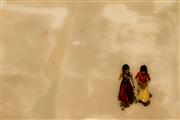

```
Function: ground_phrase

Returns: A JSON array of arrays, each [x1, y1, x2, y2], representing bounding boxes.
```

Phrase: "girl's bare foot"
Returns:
[[121, 106, 125, 111], [142, 101, 150, 107], [120, 103, 126, 111]]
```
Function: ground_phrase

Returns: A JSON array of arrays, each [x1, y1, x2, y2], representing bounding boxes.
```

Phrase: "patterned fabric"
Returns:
[[118, 73, 134, 104], [138, 87, 150, 103]]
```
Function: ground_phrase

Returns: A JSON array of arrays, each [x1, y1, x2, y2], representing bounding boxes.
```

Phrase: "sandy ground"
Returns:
[[0, 0, 180, 119]]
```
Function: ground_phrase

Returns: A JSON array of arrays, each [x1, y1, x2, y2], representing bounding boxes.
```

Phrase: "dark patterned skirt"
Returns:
[[118, 80, 134, 104]]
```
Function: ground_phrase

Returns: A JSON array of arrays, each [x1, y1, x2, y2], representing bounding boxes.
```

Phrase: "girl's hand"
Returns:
[[137, 81, 143, 86], [142, 82, 148, 88], [124, 74, 130, 79], [145, 81, 148, 86]]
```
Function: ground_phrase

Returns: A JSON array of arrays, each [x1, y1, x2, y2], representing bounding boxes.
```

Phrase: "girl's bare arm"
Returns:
[[119, 71, 123, 80], [131, 74, 135, 87]]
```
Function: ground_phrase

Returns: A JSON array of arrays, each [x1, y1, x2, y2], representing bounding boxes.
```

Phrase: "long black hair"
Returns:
[[122, 64, 129, 73], [140, 65, 148, 73]]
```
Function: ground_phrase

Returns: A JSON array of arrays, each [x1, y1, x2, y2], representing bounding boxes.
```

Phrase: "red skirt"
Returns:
[[118, 81, 134, 104]]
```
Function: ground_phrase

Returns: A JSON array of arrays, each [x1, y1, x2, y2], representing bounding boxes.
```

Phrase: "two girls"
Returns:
[[118, 64, 151, 110]]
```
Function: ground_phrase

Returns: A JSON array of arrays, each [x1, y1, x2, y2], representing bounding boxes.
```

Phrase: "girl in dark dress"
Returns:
[[118, 64, 135, 110]]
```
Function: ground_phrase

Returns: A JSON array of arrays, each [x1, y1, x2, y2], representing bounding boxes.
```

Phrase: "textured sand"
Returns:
[[1, 0, 180, 119]]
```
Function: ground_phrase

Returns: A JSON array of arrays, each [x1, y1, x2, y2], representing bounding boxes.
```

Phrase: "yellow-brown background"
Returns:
[[0, 0, 180, 119]]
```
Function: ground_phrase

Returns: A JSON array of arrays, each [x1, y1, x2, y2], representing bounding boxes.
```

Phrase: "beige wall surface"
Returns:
[[0, 0, 180, 119]]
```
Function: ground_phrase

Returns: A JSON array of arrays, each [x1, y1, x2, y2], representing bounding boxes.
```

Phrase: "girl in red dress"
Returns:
[[118, 64, 135, 110], [135, 65, 151, 105]]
